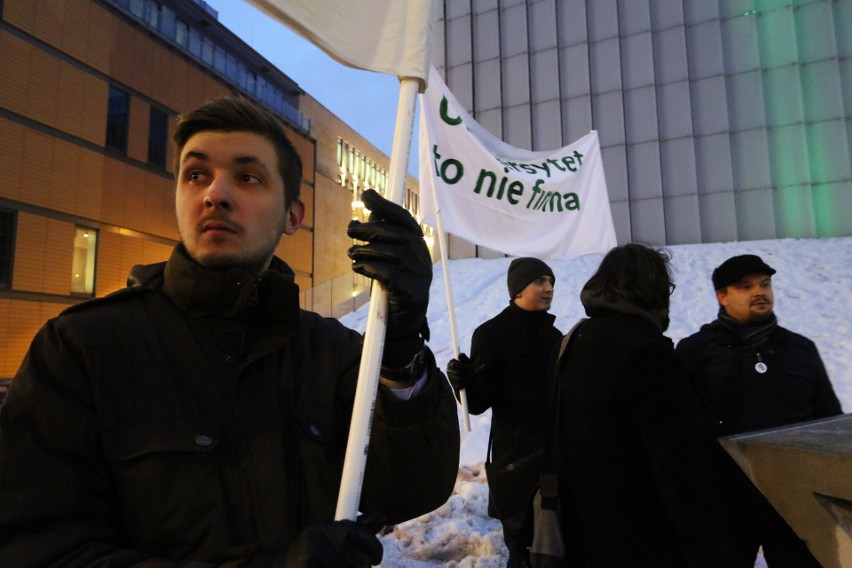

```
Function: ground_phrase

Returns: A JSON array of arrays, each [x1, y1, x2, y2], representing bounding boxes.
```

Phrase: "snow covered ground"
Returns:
[[340, 236, 852, 567]]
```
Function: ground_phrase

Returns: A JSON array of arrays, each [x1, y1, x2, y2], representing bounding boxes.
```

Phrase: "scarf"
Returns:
[[717, 308, 778, 347]]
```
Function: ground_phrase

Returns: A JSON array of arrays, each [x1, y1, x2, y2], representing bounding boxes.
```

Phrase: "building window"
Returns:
[[160, 5, 176, 40], [0, 209, 15, 290], [337, 138, 390, 193], [202, 36, 214, 66], [188, 27, 202, 58], [175, 19, 188, 48], [106, 88, 129, 153], [71, 227, 98, 296], [128, 0, 144, 18], [148, 107, 168, 168]]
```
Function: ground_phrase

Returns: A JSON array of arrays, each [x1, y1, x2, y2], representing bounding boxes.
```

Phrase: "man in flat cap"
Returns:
[[676, 254, 842, 568], [446, 258, 563, 567]]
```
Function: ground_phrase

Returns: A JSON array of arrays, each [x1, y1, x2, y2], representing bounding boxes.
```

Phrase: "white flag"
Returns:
[[247, 0, 437, 86], [419, 67, 617, 260]]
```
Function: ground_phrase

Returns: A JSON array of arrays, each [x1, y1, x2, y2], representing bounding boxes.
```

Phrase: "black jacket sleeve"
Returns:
[[364, 349, 460, 523], [805, 341, 843, 417], [463, 324, 501, 415]]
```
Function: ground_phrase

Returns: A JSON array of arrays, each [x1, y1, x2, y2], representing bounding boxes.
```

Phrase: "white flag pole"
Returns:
[[335, 77, 420, 522], [434, 211, 471, 432]]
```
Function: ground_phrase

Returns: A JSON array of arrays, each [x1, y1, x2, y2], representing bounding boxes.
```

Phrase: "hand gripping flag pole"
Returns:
[[334, 78, 419, 520], [245, 0, 440, 521]]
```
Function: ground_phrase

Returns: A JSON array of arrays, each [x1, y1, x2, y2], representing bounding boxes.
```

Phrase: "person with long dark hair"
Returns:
[[555, 243, 733, 567]]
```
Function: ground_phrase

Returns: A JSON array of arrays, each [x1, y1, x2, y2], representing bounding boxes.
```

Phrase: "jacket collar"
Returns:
[[505, 301, 557, 326], [131, 245, 301, 339]]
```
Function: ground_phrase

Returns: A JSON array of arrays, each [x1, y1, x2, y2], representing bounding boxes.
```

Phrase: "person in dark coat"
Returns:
[[556, 244, 734, 567], [0, 97, 460, 567], [676, 254, 842, 568], [446, 257, 563, 567]]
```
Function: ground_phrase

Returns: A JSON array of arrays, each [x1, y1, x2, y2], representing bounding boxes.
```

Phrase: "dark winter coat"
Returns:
[[676, 318, 841, 519], [465, 303, 562, 522], [676, 318, 841, 440], [557, 308, 733, 567], [0, 246, 460, 566]]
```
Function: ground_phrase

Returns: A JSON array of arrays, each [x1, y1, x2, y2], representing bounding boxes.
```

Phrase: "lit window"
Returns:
[[0, 209, 15, 290], [71, 227, 98, 296], [106, 87, 129, 153]]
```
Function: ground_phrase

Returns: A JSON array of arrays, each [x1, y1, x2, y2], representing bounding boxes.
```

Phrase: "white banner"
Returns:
[[418, 67, 617, 260], [247, 0, 437, 86]]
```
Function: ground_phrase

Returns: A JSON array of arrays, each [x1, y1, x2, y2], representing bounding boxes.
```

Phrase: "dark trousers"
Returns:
[[503, 523, 530, 568]]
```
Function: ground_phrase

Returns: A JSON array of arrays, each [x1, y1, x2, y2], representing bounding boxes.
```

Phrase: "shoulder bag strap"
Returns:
[[543, 318, 587, 472]]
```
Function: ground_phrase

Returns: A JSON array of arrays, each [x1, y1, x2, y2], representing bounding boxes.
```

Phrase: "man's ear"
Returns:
[[283, 200, 305, 235], [715, 288, 728, 307]]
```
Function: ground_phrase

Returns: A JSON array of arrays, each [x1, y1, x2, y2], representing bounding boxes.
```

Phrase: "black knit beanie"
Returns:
[[507, 257, 555, 299]]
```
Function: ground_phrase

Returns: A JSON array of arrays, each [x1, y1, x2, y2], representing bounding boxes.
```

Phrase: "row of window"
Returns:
[[0, 209, 98, 297], [336, 139, 423, 225], [109, 0, 310, 132], [337, 139, 390, 196]]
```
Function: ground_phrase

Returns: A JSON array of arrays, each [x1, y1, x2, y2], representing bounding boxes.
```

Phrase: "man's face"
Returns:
[[176, 131, 303, 274], [514, 275, 554, 312], [716, 273, 774, 323]]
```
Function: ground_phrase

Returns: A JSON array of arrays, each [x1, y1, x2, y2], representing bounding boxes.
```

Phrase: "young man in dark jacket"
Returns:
[[446, 257, 562, 567], [676, 254, 842, 568], [0, 97, 460, 567]]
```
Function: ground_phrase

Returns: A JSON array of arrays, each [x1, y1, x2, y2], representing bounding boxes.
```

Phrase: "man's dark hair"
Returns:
[[172, 97, 302, 207], [582, 243, 674, 311]]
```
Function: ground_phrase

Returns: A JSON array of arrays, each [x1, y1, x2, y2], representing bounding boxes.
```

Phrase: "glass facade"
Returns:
[[437, 0, 852, 247]]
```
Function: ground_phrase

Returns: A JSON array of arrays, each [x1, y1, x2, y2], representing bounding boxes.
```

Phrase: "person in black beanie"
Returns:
[[446, 257, 562, 567], [677, 254, 842, 568]]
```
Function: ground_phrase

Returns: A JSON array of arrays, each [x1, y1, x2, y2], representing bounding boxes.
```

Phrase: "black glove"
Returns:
[[348, 189, 431, 370], [285, 512, 385, 568], [446, 353, 474, 391]]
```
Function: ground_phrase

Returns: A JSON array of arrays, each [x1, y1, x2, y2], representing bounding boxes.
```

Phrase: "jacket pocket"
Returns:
[[294, 406, 340, 444], [101, 420, 227, 555], [293, 406, 345, 521], [775, 364, 816, 416], [103, 420, 221, 461]]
